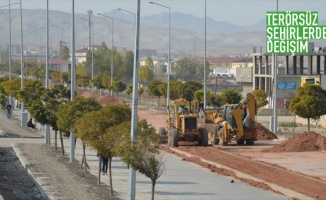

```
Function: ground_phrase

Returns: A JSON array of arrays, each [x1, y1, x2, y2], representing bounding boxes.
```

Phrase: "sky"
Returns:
[[4, 0, 326, 25]]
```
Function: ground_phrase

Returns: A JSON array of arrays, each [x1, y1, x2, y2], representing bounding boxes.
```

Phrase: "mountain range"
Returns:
[[0, 8, 325, 58]]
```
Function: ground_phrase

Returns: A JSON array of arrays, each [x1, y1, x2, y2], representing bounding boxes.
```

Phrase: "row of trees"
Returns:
[[0, 76, 164, 199]]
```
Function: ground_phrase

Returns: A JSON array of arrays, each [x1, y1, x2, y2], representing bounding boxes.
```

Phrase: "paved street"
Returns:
[[0, 109, 287, 200]]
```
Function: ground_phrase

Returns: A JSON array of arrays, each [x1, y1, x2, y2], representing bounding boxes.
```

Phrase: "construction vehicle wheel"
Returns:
[[159, 127, 167, 135], [236, 139, 245, 145], [210, 126, 219, 145], [199, 128, 209, 146], [170, 128, 179, 147], [218, 127, 228, 146], [246, 139, 254, 145]]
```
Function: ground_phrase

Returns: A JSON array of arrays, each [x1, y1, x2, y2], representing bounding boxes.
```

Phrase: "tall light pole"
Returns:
[[149, 2, 171, 109], [273, 0, 279, 133], [33, 30, 42, 66], [1, 1, 20, 106], [97, 13, 114, 96], [87, 10, 94, 92], [117, 8, 136, 46], [70, 0, 76, 163], [204, 0, 207, 108], [78, 15, 94, 92], [25, 30, 35, 68], [19, 0, 25, 125], [51, 24, 64, 83]]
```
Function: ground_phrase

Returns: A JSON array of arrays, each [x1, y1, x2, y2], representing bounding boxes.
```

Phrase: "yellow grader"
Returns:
[[203, 93, 257, 146], [159, 99, 209, 147]]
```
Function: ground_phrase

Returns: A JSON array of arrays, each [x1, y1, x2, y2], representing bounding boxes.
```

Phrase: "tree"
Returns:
[[289, 84, 326, 132], [169, 80, 181, 100], [139, 66, 154, 84], [61, 44, 70, 60], [158, 83, 167, 107], [138, 87, 144, 105], [121, 50, 134, 81], [125, 84, 132, 96], [148, 80, 163, 107], [174, 57, 198, 81], [18, 80, 44, 107], [178, 80, 202, 109], [220, 88, 242, 104], [194, 89, 204, 103], [112, 79, 126, 97], [75, 104, 131, 192], [252, 89, 268, 109], [122, 120, 163, 200], [56, 96, 102, 170]]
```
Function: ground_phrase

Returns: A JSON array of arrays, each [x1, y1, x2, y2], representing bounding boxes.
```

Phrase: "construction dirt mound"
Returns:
[[256, 122, 278, 141], [76, 89, 125, 105], [263, 131, 326, 152]]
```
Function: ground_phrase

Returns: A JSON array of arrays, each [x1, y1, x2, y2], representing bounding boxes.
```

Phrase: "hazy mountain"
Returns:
[[1, 8, 325, 58]]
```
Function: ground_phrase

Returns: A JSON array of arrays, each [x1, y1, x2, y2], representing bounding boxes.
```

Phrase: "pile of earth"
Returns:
[[256, 122, 278, 141], [76, 89, 125, 105], [263, 131, 326, 152]]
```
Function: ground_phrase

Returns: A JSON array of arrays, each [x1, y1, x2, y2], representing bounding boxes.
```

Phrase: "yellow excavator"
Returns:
[[205, 93, 257, 146], [159, 99, 209, 147]]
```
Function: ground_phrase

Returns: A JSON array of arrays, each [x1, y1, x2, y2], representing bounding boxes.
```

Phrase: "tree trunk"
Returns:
[[60, 131, 64, 156], [151, 181, 156, 200], [98, 155, 101, 185], [55, 130, 58, 151], [109, 157, 113, 196], [80, 144, 88, 177], [307, 118, 310, 132], [158, 96, 160, 108]]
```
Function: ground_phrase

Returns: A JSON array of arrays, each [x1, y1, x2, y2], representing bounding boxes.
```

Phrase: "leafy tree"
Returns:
[[50, 70, 61, 83], [252, 89, 268, 109], [138, 87, 144, 105], [57, 96, 102, 169], [139, 66, 154, 84], [178, 80, 202, 109], [148, 80, 163, 107], [18, 80, 44, 107], [75, 104, 132, 190], [158, 83, 167, 107], [208, 93, 223, 108], [289, 84, 326, 131], [174, 57, 198, 81], [121, 49, 134, 81], [122, 120, 163, 200], [92, 75, 105, 90], [169, 80, 181, 100], [112, 79, 126, 97], [126, 84, 132, 96], [194, 89, 204, 103], [61, 44, 70, 60], [220, 88, 242, 104], [2, 78, 22, 99]]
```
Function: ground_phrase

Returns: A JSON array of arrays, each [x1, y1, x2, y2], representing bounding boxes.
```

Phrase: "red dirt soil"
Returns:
[[76, 89, 125, 105], [264, 131, 326, 152], [165, 145, 326, 200]]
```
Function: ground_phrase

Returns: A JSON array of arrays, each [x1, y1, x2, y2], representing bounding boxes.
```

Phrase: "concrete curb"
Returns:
[[11, 143, 52, 200], [170, 147, 314, 200]]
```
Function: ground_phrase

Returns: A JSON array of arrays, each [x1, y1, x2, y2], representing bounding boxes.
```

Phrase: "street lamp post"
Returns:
[[51, 24, 64, 83], [273, 0, 279, 134], [1, 1, 19, 106], [97, 13, 114, 96], [149, 2, 171, 109], [204, 0, 207, 108], [70, 0, 76, 163], [78, 14, 94, 92], [33, 30, 42, 67], [25, 31, 35, 68]]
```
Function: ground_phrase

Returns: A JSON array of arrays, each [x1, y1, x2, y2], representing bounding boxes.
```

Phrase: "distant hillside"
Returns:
[[1, 8, 325, 58]]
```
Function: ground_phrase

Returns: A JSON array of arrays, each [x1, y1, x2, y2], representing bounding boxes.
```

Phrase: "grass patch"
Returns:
[[279, 122, 300, 127]]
